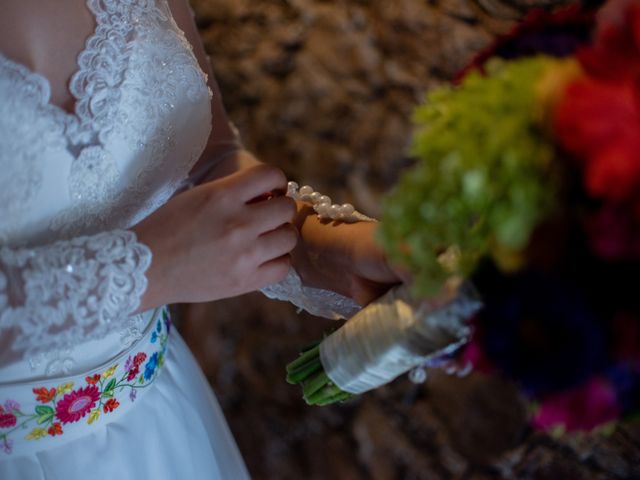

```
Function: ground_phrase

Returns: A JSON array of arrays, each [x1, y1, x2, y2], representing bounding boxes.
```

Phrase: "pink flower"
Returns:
[[3, 400, 19, 413], [55, 386, 101, 424], [461, 337, 497, 375], [532, 377, 620, 432]]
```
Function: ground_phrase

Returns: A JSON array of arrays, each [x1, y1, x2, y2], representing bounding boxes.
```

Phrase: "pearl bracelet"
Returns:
[[286, 182, 374, 223]]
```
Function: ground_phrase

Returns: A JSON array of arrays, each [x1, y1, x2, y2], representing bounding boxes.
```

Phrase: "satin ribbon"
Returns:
[[319, 281, 481, 394]]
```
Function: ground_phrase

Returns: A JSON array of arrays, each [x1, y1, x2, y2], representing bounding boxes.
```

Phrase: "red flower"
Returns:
[[127, 366, 140, 382], [47, 423, 63, 436], [55, 386, 100, 424], [0, 412, 16, 428], [554, 1, 640, 205], [577, 0, 640, 84], [85, 374, 101, 385], [103, 398, 120, 413], [33, 387, 56, 403], [532, 377, 620, 432], [133, 352, 147, 368]]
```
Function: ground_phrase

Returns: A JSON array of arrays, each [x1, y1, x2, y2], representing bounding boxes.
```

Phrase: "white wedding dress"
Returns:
[[0, 0, 251, 477]]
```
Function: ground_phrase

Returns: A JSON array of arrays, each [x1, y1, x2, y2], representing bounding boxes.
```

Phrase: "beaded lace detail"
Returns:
[[0, 231, 151, 358], [0, 0, 211, 373]]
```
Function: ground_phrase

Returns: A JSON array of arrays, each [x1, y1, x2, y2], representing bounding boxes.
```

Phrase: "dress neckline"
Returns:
[[0, 0, 167, 148], [0, 1, 99, 121], [0, 52, 79, 122]]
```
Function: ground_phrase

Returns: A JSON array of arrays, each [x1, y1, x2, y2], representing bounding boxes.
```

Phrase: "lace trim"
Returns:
[[261, 270, 361, 320], [66, 0, 167, 146], [0, 230, 151, 357], [0, 55, 68, 244]]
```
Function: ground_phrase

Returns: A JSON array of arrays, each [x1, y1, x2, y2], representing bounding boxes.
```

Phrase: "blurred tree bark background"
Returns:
[[180, 1, 640, 478]]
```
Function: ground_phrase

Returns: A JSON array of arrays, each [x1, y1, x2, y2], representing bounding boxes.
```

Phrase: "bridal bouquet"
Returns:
[[287, 0, 640, 431]]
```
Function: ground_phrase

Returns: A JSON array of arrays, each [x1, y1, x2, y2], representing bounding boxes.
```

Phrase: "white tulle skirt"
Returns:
[[0, 330, 250, 480]]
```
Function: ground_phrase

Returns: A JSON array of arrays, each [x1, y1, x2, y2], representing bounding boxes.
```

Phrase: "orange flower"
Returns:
[[103, 398, 120, 413], [47, 423, 63, 436], [85, 374, 101, 385], [32, 387, 56, 403]]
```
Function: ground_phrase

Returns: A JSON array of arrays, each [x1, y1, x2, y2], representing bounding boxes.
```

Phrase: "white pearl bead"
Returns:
[[318, 195, 331, 205], [339, 203, 355, 217], [310, 192, 322, 203], [299, 185, 314, 196], [329, 204, 341, 219], [315, 204, 330, 217]]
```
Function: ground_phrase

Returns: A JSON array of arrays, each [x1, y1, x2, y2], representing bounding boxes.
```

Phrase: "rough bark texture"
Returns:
[[180, 1, 640, 478]]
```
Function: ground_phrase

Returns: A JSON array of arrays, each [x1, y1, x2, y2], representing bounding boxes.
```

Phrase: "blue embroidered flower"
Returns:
[[144, 352, 159, 381], [156, 320, 162, 333], [150, 332, 158, 344]]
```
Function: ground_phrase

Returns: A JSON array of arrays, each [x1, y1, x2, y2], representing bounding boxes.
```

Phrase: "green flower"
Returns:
[[379, 57, 559, 295]]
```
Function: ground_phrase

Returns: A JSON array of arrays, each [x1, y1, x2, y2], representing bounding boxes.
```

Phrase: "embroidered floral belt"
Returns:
[[0, 307, 171, 457]]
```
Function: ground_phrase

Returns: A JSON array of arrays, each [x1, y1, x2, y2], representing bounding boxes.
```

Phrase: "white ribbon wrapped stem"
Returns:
[[319, 281, 482, 394]]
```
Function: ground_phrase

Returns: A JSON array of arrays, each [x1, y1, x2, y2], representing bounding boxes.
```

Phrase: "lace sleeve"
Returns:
[[0, 230, 152, 356]]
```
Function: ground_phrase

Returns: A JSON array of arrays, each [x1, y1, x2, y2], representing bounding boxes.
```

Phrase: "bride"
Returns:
[[0, 0, 401, 477]]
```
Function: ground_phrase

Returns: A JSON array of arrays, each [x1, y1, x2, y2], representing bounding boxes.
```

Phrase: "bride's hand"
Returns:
[[291, 204, 403, 306], [133, 164, 298, 310]]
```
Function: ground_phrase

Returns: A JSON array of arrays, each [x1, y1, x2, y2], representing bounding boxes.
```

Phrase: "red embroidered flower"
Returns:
[[47, 423, 63, 436], [103, 398, 120, 413], [0, 409, 16, 428], [55, 386, 100, 424], [133, 352, 147, 368], [33, 387, 56, 403], [127, 366, 140, 382], [85, 374, 101, 385], [126, 352, 147, 381]]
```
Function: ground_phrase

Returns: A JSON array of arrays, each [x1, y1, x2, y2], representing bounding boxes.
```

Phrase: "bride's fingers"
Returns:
[[255, 223, 299, 261], [225, 164, 287, 203], [246, 196, 297, 233], [253, 254, 292, 289]]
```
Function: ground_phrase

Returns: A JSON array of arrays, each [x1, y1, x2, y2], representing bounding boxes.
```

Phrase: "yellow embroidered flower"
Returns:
[[87, 408, 101, 425], [102, 364, 118, 379], [25, 428, 48, 440], [56, 382, 75, 394]]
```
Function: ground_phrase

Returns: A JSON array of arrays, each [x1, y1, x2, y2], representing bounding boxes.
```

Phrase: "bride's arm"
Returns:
[[0, 165, 297, 359], [168, 0, 402, 307], [166, 0, 258, 185]]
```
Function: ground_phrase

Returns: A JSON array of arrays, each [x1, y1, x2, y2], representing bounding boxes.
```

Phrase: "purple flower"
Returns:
[[3, 400, 19, 413], [1, 438, 13, 455], [129, 389, 137, 403], [124, 355, 132, 373]]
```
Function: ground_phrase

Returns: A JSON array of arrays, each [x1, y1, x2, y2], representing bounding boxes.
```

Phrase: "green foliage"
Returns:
[[379, 57, 558, 295]]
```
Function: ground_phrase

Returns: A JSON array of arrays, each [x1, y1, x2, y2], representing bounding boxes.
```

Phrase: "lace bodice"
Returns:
[[0, 0, 212, 379]]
